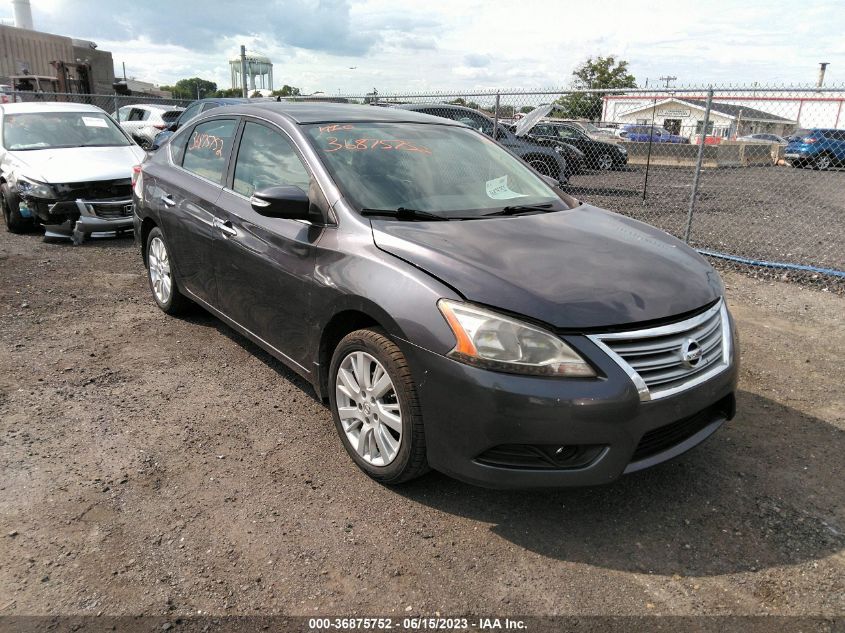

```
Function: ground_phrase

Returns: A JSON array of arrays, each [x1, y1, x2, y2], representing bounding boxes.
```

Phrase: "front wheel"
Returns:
[[329, 328, 428, 484], [814, 154, 832, 170], [1, 183, 33, 233], [596, 152, 614, 171], [146, 227, 190, 315]]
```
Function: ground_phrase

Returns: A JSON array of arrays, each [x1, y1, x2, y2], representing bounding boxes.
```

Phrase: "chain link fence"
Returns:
[[5, 85, 844, 286]]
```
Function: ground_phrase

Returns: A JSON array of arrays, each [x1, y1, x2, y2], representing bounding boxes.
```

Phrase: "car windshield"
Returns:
[[306, 122, 565, 218], [3, 111, 130, 150]]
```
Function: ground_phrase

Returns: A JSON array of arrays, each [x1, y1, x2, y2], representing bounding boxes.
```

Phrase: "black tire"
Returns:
[[145, 226, 191, 315], [328, 328, 429, 484], [1, 183, 33, 233]]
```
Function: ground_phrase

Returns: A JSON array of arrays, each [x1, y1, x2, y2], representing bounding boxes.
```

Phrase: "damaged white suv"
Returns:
[[0, 102, 146, 244]]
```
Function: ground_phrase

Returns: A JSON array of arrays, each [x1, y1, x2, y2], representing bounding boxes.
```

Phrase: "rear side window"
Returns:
[[182, 119, 237, 184]]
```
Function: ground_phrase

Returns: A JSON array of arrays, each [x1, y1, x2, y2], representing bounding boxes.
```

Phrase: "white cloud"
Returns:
[[0, 0, 841, 93]]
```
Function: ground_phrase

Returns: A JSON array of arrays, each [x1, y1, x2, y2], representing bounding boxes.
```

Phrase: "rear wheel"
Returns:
[[329, 328, 428, 484], [146, 227, 190, 315], [1, 183, 33, 233]]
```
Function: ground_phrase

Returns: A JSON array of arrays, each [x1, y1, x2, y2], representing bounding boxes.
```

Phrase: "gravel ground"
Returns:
[[0, 228, 843, 621], [567, 164, 845, 275]]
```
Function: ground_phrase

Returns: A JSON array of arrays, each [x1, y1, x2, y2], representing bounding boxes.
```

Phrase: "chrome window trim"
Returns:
[[588, 299, 731, 402]]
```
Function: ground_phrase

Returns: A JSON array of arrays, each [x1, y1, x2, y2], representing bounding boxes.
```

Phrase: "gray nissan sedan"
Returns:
[[133, 102, 738, 488]]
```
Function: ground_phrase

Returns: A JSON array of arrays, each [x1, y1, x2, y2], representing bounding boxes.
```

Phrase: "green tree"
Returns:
[[554, 56, 636, 120], [519, 105, 535, 114], [162, 77, 218, 100], [271, 85, 301, 97], [215, 88, 244, 97]]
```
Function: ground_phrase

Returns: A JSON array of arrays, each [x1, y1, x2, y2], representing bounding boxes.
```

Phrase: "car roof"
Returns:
[[214, 101, 465, 125], [122, 103, 184, 111], [0, 102, 105, 114]]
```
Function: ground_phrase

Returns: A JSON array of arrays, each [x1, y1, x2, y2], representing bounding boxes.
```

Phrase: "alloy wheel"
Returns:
[[597, 153, 613, 170], [816, 155, 831, 170], [148, 236, 173, 305], [335, 351, 402, 466]]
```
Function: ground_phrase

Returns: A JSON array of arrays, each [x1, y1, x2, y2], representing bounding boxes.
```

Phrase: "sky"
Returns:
[[1, 0, 843, 95]]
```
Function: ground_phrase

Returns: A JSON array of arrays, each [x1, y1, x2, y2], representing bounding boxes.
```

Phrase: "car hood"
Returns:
[[372, 205, 722, 330], [10, 145, 146, 184]]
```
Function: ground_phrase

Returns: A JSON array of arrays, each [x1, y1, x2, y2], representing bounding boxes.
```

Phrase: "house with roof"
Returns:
[[609, 97, 798, 140]]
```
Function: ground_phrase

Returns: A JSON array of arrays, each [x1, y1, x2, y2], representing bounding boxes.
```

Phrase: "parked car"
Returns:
[[559, 119, 617, 140], [529, 121, 628, 170], [736, 133, 787, 144], [784, 128, 845, 170], [504, 122, 586, 173], [151, 97, 252, 150], [619, 124, 690, 144], [0, 84, 21, 104], [0, 102, 145, 243], [113, 103, 185, 149], [134, 102, 738, 488], [394, 103, 573, 182]]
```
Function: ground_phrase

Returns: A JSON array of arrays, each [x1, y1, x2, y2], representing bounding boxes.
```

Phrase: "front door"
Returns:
[[157, 117, 238, 305], [212, 120, 319, 372]]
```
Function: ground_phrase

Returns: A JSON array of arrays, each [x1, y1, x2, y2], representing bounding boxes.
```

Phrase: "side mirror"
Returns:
[[168, 122, 178, 132], [250, 185, 310, 219]]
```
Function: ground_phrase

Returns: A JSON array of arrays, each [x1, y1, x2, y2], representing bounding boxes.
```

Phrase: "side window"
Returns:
[[557, 126, 580, 140], [117, 106, 131, 121], [233, 122, 310, 197], [169, 128, 190, 164], [128, 108, 146, 121], [182, 119, 237, 183], [179, 103, 202, 126]]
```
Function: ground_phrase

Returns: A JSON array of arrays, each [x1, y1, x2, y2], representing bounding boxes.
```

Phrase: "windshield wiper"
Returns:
[[483, 203, 555, 217], [360, 207, 451, 221]]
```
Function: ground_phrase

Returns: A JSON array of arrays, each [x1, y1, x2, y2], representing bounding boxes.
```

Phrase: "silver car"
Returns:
[[113, 103, 185, 149], [0, 102, 146, 243]]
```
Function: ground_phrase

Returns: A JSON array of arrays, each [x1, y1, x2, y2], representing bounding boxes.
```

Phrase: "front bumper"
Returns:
[[40, 199, 134, 236], [399, 331, 738, 489]]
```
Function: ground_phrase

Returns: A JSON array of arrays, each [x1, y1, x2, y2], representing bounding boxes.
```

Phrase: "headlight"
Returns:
[[16, 176, 55, 198], [437, 299, 596, 377], [554, 145, 564, 154]]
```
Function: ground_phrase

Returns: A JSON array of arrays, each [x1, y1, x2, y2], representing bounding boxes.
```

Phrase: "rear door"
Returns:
[[212, 119, 319, 370], [157, 117, 239, 306]]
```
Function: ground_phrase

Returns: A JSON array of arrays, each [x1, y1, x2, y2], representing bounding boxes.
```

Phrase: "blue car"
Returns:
[[151, 97, 252, 149], [619, 124, 689, 144], [784, 128, 845, 170]]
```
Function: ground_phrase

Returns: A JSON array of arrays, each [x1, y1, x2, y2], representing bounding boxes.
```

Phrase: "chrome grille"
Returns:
[[589, 300, 731, 401]]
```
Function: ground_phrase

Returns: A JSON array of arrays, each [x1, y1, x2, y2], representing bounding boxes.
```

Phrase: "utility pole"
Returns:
[[659, 75, 677, 89]]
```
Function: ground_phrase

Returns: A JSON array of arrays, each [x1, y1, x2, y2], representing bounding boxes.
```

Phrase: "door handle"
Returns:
[[161, 193, 176, 207], [213, 217, 237, 237]]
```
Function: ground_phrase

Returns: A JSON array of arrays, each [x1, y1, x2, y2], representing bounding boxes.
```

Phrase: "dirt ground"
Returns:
[[0, 228, 843, 621]]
